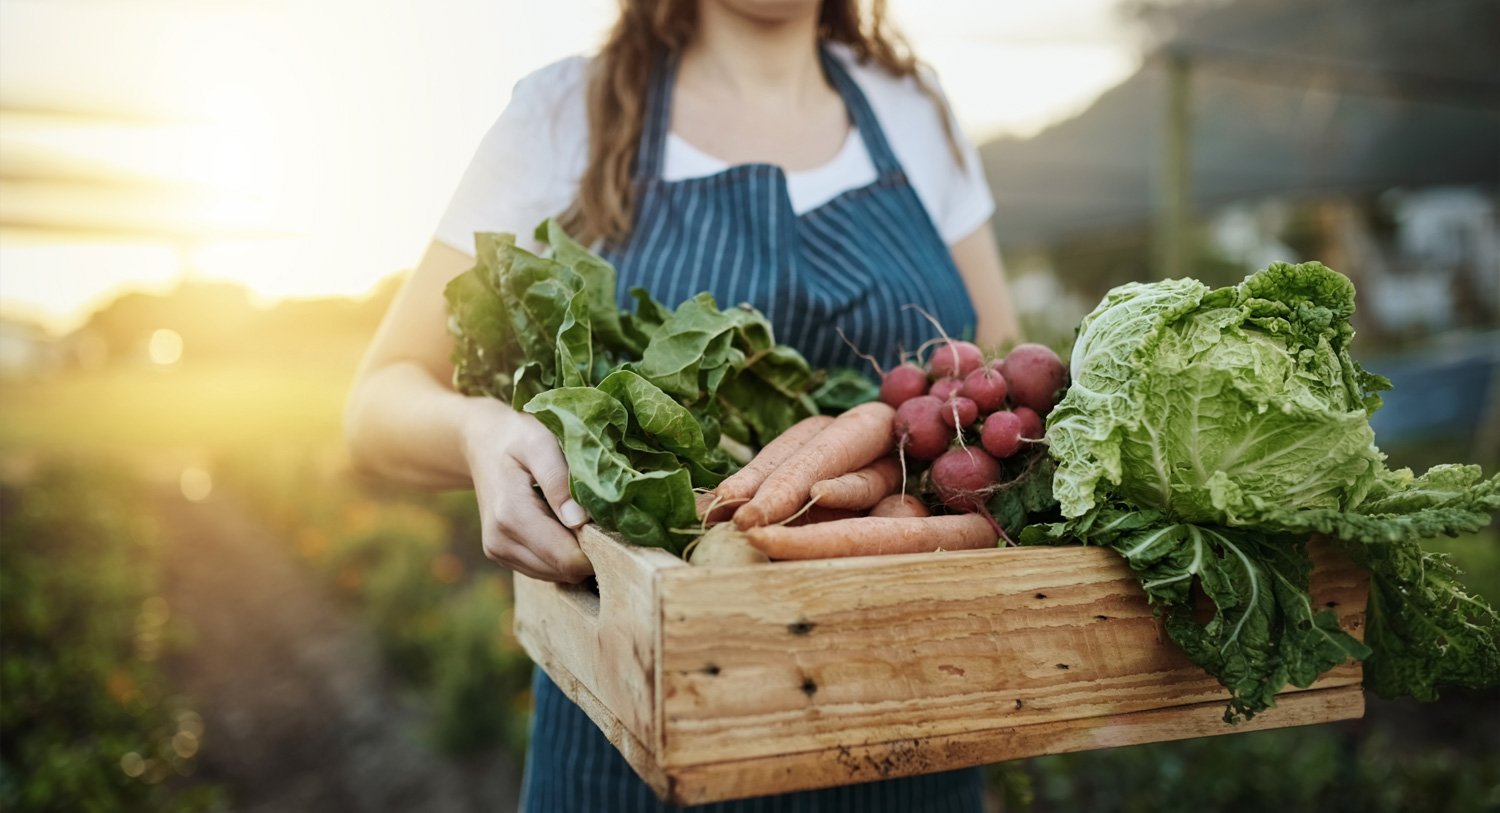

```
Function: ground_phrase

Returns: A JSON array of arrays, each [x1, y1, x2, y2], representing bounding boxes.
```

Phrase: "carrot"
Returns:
[[786, 505, 865, 526], [808, 455, 903, 510], [698, 415, 834, 523], [744, 514, 997, 560], [732, 401, 897, 529], [869, 493, 931, 518]]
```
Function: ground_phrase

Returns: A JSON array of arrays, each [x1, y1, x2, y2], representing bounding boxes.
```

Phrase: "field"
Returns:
[[2, 353, 1498, 811]]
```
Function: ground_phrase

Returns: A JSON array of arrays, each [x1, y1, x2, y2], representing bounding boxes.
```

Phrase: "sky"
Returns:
[[0, 0, 1140, 333]]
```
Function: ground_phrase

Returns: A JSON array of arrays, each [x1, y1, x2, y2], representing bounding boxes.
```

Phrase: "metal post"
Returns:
[[1156, 51, 1193, 280]]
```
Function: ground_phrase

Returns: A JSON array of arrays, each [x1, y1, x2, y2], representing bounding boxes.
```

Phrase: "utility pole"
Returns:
[[1155, 50, 1193, 280]]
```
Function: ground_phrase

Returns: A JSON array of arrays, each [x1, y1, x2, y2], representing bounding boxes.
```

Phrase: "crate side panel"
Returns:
[[661, 685, 1365, 806], [657, 543, 1366, 766], [513, 526, 684, 754]]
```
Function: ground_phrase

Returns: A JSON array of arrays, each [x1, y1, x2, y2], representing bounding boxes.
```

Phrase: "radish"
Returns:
[[1001, 343, 1068, 415], [927, 340, 985, 380], [1013, 406, 1044, 441], [980, 410, 1024, 458], [928, 376, 963, 402], [960, 365, 1008, 414], [892, 395, 953, 461], [879, 362, 929, 407], [928, 447, 1002, 513], [940, 396, 979, 429]]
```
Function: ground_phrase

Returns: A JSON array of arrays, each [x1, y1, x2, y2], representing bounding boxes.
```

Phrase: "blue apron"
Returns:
[[521, 45, 985, 813]]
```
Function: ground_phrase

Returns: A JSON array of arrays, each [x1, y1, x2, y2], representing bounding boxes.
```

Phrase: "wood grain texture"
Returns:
[[655, 541, 1366, 765], [660, 685, 1365, 806], [513, 526, 685, 756], [514, 527, 1369, 805]]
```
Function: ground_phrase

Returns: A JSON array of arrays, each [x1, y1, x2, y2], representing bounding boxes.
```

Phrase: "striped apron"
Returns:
[[520, 44, 985, 812]]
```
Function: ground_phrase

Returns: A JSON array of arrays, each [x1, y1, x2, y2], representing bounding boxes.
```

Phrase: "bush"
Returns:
[[0, 465, 226, 812]]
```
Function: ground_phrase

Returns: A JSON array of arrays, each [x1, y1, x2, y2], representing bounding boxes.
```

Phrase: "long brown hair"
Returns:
[[558, 0, 962, 247]]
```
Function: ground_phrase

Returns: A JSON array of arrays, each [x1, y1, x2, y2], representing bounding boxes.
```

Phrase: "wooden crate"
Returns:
[[513, 526, 1367, 805]]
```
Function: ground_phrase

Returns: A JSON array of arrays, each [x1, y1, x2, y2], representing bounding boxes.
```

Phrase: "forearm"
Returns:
[[344, 360, 497, 490]]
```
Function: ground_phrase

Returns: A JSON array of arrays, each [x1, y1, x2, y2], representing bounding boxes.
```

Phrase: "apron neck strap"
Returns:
[[632, 42, 904, 182]]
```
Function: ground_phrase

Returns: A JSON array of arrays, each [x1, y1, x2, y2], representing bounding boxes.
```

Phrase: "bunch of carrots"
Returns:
[[686, 339, 1068, 565]]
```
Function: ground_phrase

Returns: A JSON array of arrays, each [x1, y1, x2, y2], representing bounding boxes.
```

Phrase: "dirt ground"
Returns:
[[154, 484, 522, 813]]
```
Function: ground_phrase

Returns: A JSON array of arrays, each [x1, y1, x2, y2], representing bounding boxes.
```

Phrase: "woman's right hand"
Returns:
[[461, 398, 595, 584]]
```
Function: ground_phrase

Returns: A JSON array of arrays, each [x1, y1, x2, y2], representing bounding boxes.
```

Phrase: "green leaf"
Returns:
[[597, 370, 733, 488], [537, 219, 638, 356], [522, 387, 698, 553], [1108, 522, 1368, 722], [810, 368, 880, 413]]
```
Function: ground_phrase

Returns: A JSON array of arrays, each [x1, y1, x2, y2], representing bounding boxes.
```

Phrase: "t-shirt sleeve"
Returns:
[[432, 60, 587, 255], [925, 71, 996, 245]]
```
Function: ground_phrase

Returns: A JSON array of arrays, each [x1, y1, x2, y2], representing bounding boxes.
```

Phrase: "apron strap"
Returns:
[[818, 44, 905, 178], [634, 49, 678, 182]]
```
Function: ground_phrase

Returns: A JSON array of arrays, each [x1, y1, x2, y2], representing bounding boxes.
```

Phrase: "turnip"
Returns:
[[927, 340, 985, 380], [892, 395, 953, 461], [879, 362, 929, 407], [928, 447, 1002, 513], [1013, 406, 1044, 441], [869, 493, 931, 518], [687, 524, 770, 566], [1001, 343, 1068, 415], [960, 364, 1008, 414], [928, 376, 963, 402], [980, 410, 1024, 458], [939, 396, 979, 429]]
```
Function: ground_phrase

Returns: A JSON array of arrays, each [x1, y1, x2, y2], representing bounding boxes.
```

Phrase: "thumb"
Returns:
[[524, 442, 589, 529]]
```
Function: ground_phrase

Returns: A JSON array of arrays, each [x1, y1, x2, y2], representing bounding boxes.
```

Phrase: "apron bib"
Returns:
[[601, 45, 978, 371], [522, 45, 985, 813]]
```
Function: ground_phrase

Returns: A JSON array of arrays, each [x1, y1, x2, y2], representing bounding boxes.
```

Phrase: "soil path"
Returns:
[[152, 482, 522, 813]]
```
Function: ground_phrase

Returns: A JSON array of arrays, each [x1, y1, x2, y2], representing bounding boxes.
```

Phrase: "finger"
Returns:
[[500, 477, 594, 581], [484, 534, 556, 582], [519, 434, 590, 529]]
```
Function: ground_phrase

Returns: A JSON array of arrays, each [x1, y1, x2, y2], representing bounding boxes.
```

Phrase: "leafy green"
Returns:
[[445, 220, 821, 553], [1049, 263, 1388, 523], [1035, 262, 1499, 719]]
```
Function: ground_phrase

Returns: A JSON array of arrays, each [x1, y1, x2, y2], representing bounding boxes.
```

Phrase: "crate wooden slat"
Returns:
[[514, 526, 1366, 806]]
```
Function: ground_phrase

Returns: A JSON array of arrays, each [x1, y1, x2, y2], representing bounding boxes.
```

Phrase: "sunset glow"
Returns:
[[0, 0, 1137, 334]]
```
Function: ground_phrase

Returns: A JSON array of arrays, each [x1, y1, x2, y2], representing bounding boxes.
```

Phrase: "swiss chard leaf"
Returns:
[[522, 387, 698, 554]]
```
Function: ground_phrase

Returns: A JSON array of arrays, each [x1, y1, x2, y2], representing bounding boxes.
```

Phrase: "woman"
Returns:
[[346, 0, 1019, 809]]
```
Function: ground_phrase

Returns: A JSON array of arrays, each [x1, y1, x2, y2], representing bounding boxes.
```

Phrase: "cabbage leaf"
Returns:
[[1033, 262, 1499, 720]]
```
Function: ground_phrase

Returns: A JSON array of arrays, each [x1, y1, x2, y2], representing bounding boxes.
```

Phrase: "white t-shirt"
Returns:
[[433, 44, 994, 254]]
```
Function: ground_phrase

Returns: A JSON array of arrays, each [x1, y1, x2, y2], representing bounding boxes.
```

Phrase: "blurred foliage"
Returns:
[[0, 465, 227, 812], [991, 706, 1500, 813], [218, 455, 535, 755]]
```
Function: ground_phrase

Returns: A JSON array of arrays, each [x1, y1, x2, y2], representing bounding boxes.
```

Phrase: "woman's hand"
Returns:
[[461, 398, 595, 583]]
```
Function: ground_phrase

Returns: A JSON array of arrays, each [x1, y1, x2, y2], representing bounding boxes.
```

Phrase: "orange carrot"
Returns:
[[732, 402, 897, 529], [786, 506, 865, 526], [809, 456, 903, 510], [869, 493, 931, 518], [745, 514, 996, 560], [698, 415, 834, 523]]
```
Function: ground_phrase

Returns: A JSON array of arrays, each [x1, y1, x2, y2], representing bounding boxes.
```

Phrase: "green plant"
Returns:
[[0, 465, 227, 812]]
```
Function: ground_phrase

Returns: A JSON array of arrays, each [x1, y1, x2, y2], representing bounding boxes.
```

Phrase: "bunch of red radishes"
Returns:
[[881, 340, 1068, 535]]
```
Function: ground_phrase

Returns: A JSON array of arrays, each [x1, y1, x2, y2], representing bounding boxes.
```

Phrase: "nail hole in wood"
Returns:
[[1014, 699, 1024, 709], [703, 663, 720, 676], [788, 619, 817, 635], [1094, 615, 1109, 621], [800, 678, 818, 697], [1056, 663, 1070, 670], [1034, 593, 1047, 600]]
